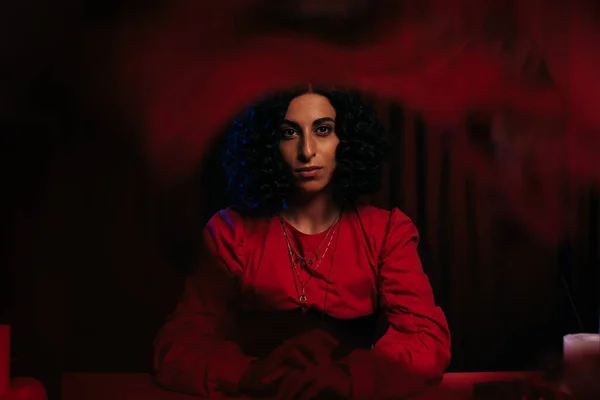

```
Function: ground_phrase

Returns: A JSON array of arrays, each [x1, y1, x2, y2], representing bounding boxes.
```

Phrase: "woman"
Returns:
[[153, 86, 451, 399]]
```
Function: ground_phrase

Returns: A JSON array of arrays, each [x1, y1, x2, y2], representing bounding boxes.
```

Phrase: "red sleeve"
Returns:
[[341, 208, 451, 400], [153, 209, 255, 397]]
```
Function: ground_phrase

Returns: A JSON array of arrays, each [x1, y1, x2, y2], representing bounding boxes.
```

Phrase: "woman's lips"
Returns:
[[296, 167, 323, 178]]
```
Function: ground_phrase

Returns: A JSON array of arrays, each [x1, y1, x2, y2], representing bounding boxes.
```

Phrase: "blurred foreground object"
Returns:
[[562, 334, 600, 399], [0, 379, 47, 400], [112, 0, 600, 180], [58, 0, 600, 243], [0, 327, 8, 396], [0, 327, 47, 400]]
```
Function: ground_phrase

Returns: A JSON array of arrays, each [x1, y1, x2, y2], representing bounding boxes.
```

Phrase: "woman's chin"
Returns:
[[294, 181, 330, 195]]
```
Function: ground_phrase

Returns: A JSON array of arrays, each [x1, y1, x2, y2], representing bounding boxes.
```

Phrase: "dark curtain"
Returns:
[[370, 104, 599, 371]]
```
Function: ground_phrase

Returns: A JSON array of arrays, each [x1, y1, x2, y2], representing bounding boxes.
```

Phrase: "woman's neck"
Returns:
[[282, 192, 341, 235]]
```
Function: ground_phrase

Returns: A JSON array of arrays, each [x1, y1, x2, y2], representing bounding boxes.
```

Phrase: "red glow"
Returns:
[[108, 0, 600, 242]]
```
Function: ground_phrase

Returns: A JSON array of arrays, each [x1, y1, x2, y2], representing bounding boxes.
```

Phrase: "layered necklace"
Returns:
[[279, 212, 341, 310]]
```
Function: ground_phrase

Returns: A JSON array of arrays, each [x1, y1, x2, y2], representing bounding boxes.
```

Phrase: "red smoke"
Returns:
[[108, 0, 600, 242]]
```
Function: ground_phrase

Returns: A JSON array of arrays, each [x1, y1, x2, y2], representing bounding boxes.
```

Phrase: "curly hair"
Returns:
[[222, 85, 388, 215]]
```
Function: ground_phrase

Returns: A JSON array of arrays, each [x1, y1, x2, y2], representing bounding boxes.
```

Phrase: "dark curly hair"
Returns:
[[222, 85, 387, 215]]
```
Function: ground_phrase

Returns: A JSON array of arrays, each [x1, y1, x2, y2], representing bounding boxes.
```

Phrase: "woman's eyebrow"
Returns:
[[280, 117, 335, 130], [281, 119, 301, 131], [312, 117, 335, 126]]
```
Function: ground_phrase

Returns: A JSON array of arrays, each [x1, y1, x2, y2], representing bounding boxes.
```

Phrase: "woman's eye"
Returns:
[[282, 128, 296, 137], [316, 126, 332, 135]]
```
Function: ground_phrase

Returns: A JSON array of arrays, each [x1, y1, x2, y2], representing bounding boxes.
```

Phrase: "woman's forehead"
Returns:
[[284, 94, 336, 122]]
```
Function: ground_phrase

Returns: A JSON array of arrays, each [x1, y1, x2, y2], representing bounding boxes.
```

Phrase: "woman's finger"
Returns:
[[279, 368, 315, 400], [295, 342, 332, 365], [292, 330, 338, 365], [257, 345, 311, 386], [284, 346, 313, 368], [258, 365, 288, 386], [297, 377, 327, 400]]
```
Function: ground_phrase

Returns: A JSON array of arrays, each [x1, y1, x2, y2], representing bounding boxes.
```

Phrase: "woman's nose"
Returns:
[[298, 135, 316, 160]]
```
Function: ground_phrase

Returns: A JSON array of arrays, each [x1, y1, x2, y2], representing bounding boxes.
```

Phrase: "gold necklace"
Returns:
[[279, 214, 340, 268], [280, 214, 340, 308]]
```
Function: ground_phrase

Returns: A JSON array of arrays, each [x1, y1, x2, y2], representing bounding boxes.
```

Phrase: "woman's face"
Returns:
[[279, 93, 340, 195]]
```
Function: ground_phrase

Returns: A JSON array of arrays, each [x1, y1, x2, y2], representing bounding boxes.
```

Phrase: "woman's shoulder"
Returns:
[[205, 207, 240, 234], [353, 204, 419, 253], [353, 203, 413, 229], [205, 207, 271, 241]]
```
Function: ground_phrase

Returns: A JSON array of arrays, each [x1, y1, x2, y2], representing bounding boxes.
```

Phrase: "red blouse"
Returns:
[[153, 205, 451, 399]]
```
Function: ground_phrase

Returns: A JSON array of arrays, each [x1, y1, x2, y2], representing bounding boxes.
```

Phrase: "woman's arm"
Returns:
[[340, 208, 451, 400], [153, 211, 255, 397]]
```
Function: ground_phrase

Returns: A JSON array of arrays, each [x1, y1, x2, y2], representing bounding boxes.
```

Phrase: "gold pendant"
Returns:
[[299, 294, 307, 303]]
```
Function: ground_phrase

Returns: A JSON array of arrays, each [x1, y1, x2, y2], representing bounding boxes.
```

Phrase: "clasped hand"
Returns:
[[239, 329, 352, 400]]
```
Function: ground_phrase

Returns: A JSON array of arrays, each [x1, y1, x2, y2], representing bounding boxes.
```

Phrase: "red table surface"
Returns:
[[61, 371, 544, 400]]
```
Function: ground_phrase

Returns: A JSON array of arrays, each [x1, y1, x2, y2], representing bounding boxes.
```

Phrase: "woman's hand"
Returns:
[[278, 363, 352, 400], [238, 329, 338, 395]]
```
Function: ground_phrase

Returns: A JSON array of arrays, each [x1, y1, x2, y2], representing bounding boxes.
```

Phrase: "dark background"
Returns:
[[1, 1, 599, 399]]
